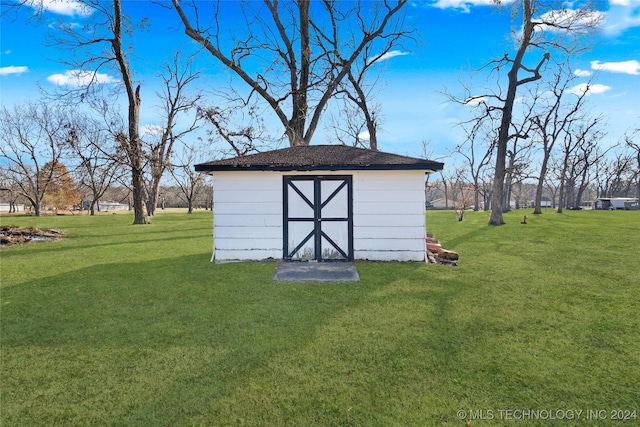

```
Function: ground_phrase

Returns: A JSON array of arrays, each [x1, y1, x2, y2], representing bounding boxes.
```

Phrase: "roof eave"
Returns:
[[195, 163, 444, 173]]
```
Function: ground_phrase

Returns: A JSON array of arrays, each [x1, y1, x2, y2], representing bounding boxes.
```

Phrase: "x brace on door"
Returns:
[[283, 176, 353, 261]]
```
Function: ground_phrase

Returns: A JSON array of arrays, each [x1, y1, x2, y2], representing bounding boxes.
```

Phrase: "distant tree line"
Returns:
[[443, 0, 639, 221], [0, 101, 213, 216], [2, 0, 638, 225], [427, 127, 639, 212]]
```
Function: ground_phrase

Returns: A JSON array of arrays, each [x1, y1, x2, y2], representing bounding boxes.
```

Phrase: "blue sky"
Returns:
[[1, 0, 639, 161]]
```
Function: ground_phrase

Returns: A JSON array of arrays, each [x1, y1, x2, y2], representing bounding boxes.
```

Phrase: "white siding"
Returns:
[[212, 172, 282, 262], [352, 170, 426, 261], [214, 249, 282, 261], [210, 169, 427, 262]]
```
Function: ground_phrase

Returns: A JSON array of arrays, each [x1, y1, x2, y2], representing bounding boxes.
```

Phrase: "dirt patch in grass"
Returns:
[[0, 226, 65, 246]]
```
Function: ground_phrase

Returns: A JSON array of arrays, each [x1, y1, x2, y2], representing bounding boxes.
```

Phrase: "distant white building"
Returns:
[[594, 197, 639, 210], [429, 198, 458, 209], [82, 201, 129, 211], [539, 197, 553, 208], [0, 202, 25, 212], [100, 202, 129, 211], [196, 145, 444, 263]]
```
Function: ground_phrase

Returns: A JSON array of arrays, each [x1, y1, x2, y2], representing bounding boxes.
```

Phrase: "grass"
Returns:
[[1, 209, 639, 426]]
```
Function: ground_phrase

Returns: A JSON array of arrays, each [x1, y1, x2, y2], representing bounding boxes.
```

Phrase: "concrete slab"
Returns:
[[273, 262, 360, 282]]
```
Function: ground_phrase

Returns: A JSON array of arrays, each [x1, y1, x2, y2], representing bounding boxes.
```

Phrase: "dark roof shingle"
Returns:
[[195, 145, 444, 172]]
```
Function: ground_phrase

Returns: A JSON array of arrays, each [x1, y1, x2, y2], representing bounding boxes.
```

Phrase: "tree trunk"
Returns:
[[504, 175, 512, 211], [574, 166, 589, 208], [533, 153, 550, 214], [112, 0, 148, 224], [474, 183, 480, 211], [368, 123, 378, 151], [489, 143, 507, 224], [636, 152, 640, 200], [489, 0, 547, 225], [131, 167, 147, 224], [533, 178, 544, 214], [147, 175, 161, 216], [289, 0, 310, 147], [443, 180, 449, 209], [575, 180, 587, 208], [557, 159, 569, 214], [346, 71, 378, 151]]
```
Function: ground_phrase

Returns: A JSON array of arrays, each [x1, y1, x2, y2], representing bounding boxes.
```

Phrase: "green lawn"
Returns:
[[1, 209, 638, 426]]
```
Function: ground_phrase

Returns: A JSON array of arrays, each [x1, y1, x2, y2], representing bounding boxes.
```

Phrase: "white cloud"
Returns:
[[47, 70, 118, 87], [142, 125, 165, 137], [463, 96, 486, 106], [568, 83, 611, 96], [3, 50, 11, 55], [574, 69, 592, 77], [26, 0, 92, 17], [0, 66, 29, 76], [358, 130, 370, 141], [371, 50, 411, 63], [591, 60, 640, 75], [601, 0, 640, 35], [431, 0, 501, 13]]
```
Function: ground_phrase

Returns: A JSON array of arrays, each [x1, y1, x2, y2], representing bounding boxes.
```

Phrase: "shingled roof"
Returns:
[[195, 145, 444, 173]]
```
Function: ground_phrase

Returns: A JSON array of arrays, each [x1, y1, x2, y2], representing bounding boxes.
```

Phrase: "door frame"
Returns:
[[283, 175, 353, 262]]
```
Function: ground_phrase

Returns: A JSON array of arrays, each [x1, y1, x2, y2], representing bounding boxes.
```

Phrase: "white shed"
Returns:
[[195, 145, 444, 263]]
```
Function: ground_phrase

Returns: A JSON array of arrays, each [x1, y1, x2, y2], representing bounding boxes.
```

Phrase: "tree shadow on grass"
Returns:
[[1, 255, 385, 425], [6, 257, 627, 426], [0, 232, 212, 265]]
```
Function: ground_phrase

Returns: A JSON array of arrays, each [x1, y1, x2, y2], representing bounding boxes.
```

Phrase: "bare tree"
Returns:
[[453, 120, 495, 211], [488, 0, 548, 224], [594, 150, 636, 198], [330, 38, 411, 150], [169, 143, 211, 214], [452, 165, 473, 210], [0, 102, 70, 216], [502, 96, 538, 211], [342, 71, 382, 151], [529, 67, 592, 214], [144, 53, 202, 216], [567, 136, 609, 208], [66, 114, 126, 215], [172, 0, 411, 147], [438, 164, 471, 209], [556, 115, 604, 212], [25, 0, 150, 223], [448, 78, 535, 213], [543, 163, 561, 207], [623, 127, 640, 200], [459, 0, 601, 225], [0, 167, 25, 213], [325, 95, 382, 149], [197, 103, 271, 157]]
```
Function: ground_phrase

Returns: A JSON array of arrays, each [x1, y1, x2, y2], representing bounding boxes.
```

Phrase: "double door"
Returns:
[[283, 176, 353, 261]]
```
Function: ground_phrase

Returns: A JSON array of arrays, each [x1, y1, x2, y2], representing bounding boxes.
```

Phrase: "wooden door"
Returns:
[[283, 176, 353, 261]]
